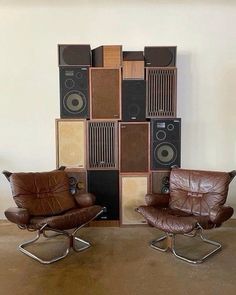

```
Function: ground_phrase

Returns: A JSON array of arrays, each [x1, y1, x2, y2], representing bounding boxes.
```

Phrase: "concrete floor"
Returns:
[[0, 220, 236, 295]]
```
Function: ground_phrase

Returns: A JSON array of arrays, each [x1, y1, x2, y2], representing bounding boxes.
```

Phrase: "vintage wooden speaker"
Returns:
[[144, 46, 176, 67], [92, 45, 122, 67], [123, 51, 144, 79], [65, 168, 87, 195], [146, 67, 177, 118], [87, 120, 118, 169], [58, 44, 91, 66], [120, 122, 149, 173], [56, 119, 86, 168], [151, 171, 170, 194], [120, 175, 149, 225], [90, 68, 121, 120]]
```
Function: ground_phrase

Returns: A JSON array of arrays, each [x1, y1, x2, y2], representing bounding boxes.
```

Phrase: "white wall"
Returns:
[[0, 0, 236, 218]]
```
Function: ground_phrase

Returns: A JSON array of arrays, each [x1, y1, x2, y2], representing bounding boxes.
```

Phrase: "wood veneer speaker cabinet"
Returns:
[[151, 171, 170, 194], [123, 51, 144, 80], [120, 175, 149, 225], [87, 121, 118, 170], [120, 122, 149, 173], [92, 45, 122, 67], [56, 119, 86, 168], [146, 67, 177, 118], [65, 168, 87, 195], [90, 68, 121, 120]]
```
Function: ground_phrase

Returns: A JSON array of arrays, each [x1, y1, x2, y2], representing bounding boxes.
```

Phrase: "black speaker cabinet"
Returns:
[[58, 44, 91, 66], [151, 118, 181, 169], [60, 67, 89, 118], [151, 171, 170, 194], [88, 170, 119, 220], [122, 80, 146, 121], [144, 46, 176, 67]]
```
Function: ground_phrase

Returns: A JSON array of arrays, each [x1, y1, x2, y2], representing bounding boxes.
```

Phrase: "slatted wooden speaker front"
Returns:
[[87, 120, 118, 170], [90, 68, 121, 120], [146, 67, 177, 118], [120, 122, 149, 173], [56, 119, 86, 168], [120, 175, 149, 225]]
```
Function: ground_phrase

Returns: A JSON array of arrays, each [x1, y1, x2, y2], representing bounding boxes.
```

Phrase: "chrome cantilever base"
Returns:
[[19, 209, 104, 264], [150, 224, 222, 264]]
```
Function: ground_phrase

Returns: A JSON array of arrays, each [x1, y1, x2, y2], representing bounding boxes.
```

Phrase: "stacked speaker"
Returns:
[[56, 44, 181, 226]]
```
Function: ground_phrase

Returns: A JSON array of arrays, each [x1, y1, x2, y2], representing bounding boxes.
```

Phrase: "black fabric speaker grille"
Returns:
[[144, 46, 176, 67], [60, 67, 89, 118], [88, 170, 119, 220], [122, 80, 146, 121], [59, 45, 91, 66]]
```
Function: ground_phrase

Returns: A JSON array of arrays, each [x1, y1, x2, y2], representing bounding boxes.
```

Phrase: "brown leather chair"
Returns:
[[3, 168, 104, 264], [137, 168, 236, 264]]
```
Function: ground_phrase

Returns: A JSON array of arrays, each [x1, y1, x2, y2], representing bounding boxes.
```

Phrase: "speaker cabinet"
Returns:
[[122, 80, 146, 121], [120, 122, 149, 173], [151, 171, 170, 194], [146, 67, 177, 118], [90, 68, 121, 119], [60, 67, 89, 118], [123, 51, 144, 79], [151, 118, 181, 170], [58, 44, 91, 66], [120, 175, 149, 225], [92, 45, 122, 68], [87, 121, 118, 170], [88, 170, 119, 220], [65, 168, 87, 195], [144, 46, 176, 67], [56, 119, 86, 169]]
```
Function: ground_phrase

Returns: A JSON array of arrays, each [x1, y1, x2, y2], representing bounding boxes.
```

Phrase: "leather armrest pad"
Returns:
[[209, 205, 234, 225], [74, 193, 96, 208], [4, 207, 30, 225], [145, 193, 170, 207]]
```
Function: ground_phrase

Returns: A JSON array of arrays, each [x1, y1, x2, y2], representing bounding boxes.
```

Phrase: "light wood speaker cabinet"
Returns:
[[120, 175, 149, 225], [56, 119, 86, 168]]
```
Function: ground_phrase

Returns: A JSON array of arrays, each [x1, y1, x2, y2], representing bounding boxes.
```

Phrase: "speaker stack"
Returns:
[[55, 44, 181, 226]]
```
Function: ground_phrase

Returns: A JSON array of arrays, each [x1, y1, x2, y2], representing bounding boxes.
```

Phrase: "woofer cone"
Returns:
[[154, 142, 177, 165], [63, 91, 86, 114]]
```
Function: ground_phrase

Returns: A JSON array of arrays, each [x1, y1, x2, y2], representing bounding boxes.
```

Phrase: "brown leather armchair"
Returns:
[[3, 168, 104, 264], [136, 168, 236, 264]]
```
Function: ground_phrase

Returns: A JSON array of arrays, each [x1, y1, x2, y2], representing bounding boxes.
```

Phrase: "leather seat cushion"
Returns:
[[138, 206, 214, 234], [29, 205, 102, 230]]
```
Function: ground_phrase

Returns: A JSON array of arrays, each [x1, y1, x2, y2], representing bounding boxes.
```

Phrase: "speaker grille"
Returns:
[[88, 121, 118, 169], [146, 68, 177, 118]]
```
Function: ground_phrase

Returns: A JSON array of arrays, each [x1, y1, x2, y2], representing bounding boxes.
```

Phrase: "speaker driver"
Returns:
[[154, 142, 177, 165], [65, 79, 75, 89], [69, 176, 76, 186], [128, 104, 140, 117], [63, 91, 86, 114], [161, 186, 170, 194], [156, 130, 166, 141]]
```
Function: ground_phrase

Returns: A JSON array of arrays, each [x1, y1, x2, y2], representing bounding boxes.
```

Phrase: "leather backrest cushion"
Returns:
[[169, 168, 231, 216], [9, 171, 76, 216]]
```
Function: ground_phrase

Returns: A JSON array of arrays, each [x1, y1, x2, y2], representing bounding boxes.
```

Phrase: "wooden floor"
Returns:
[[0, 220, 236, 295]]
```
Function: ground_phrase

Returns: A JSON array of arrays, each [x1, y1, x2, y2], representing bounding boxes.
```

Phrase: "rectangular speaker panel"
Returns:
[[90, 68, 121, 120], [151, 171, 170, 194], [56, 119, 86, 169], [146, 67, 177, 118], [88, 121, 118, 170], [123, 61, 144, 80], [144, 46, 176, 67], [65, 168, 87, 195], [120, 122, 149, 173], [58, 44, 91, 66], [120, 175, 149, 225], [92, 45, 122, 67]]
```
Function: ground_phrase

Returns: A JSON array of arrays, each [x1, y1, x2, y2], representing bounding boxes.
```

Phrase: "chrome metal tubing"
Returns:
[[150, 234, 169, 252]]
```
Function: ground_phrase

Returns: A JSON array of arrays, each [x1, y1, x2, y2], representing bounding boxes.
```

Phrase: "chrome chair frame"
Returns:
[[19, 208, 104, 264], [150, 223, 222, 264]]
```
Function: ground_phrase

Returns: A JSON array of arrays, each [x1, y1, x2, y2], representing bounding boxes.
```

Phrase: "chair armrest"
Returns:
[[4, 207, 30, 225], [74, 193, 96, 208], [145, 193, 170, 208], [209, 205, 234, 225]]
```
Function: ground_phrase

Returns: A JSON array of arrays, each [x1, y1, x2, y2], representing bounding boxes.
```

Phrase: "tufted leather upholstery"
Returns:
[[137, 168, 235, 234]]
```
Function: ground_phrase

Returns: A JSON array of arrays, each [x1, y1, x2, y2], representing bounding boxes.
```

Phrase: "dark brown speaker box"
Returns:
[[144, 46, 176, 67], [151, 171, 170, 194], [58, 44, 91, 66], [65, 168, 87, 195], [90, 68, 121, 120], [146, 67, 177, 118], [120, 122, 149, 173], [87, 120, 118, 170], [92, 45, 122, 67], [123, 51, 144, 79]]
